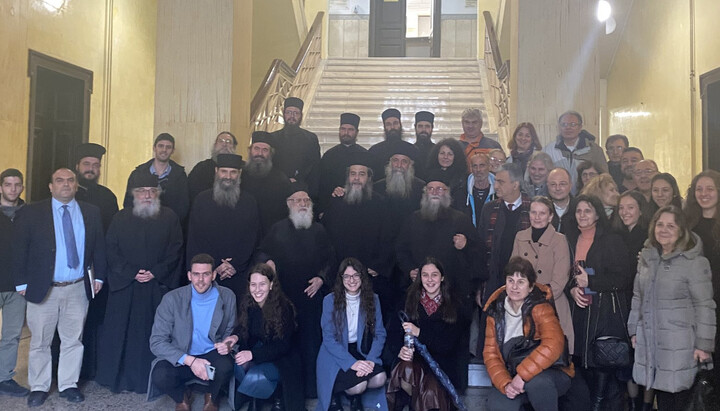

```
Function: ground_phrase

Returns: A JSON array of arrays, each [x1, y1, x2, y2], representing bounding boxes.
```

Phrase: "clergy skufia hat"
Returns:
[[284, 97, 304, 111], [340, 113, 360, 129], [389, 141, 418, 162], [424, 169, 451, 187], [216, 154, 245, 169], [130, 173, 159, 189], [415, 111, 434, 125], [286, 181, 309, 198], [75, 143, 106, 162], [382, 108, 401, 122], [345, 150, 372, 169], [251, 131, 275, 148]]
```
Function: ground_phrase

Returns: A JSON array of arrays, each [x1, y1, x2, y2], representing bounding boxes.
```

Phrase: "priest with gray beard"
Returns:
[[257, 184, 333, 399], [186, 153, 261, 297], [240, 131, 292, 235], [97, 173, 183, 394]]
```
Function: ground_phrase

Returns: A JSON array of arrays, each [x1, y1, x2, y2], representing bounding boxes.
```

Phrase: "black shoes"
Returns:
[[27, 391, 49, 407], [271, 397, 284, 411], [350, 395, 364, 411], [329, 393, 344, 411], [59, 387, 85, 403], [0, 379, 30, 397]]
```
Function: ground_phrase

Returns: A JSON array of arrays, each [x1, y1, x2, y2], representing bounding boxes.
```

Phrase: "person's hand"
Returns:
[[215, 259, 236, 280], [235, 350, 253, 366], [93, 280, 103, 294], [215, 335, 238, 355], [265, 260, 277, 273], [694, 349, 711, 363], [289, 178, 297, 183], [509, 374, 525, 393], [453, 234, 467, 250], [350, 360, 374, 377], [402, 322, 420, 338], [368, 268, 379, 277], [575, 266, 589, 288], [332, 187, 345, 197], [409, 268, 419, 282], [17, 290, 26, 296], [135, 269, 154, 283], [475, 289, 483, 307], [631, 335, 636, 349], [570, 287, 589, 308], [398, 346, 414, 362], [304, 277, 323, 298], [504, 382, 518, 399], [188, 357, 210, 380]]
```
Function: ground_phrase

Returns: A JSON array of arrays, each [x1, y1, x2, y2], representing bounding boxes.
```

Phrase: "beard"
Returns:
[[133, 197, 161, 219], [244, 156, 273, 177], [416, 131, 431, 142], [211, 146, 234, 162], [385, 128, 402, 141], [344, 180, 373, 205], [213, 175, 241, 208], [384, 164, 414, 199], [289, 204, 314, 230], [419, 192, 451, 222]]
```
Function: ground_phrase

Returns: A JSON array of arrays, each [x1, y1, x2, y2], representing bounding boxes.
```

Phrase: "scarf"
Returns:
[[420, 290, 442, 316]]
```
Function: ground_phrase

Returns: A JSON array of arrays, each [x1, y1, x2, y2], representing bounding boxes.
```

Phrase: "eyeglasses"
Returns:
[[560, 122, 581, 128], [634, 169, 657, 176], [425, 186, 447, 194], [134, 188, 159, 195], [216, 138, 234, 145], [489, 156, 506, 163], [342, 273, 361, 281], [287, 197, 311, 205]]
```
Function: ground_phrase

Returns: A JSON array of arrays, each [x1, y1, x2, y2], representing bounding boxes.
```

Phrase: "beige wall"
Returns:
[[440, 17, 477, 58], [0, 0, 157, 201], [328, 16, 369, 58], [304, 0, 329, 57], [606, 0, 720, 190]]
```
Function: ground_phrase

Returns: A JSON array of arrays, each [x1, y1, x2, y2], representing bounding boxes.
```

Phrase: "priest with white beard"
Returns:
[[257, 184, 333, 399]]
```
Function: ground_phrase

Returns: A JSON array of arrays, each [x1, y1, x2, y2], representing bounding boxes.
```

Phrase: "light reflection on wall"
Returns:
[[35, 0, 67, 14]]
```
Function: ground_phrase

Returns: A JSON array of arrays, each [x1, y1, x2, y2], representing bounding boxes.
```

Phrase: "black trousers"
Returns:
[[655, 389, 690, 411], [153, 350, 233, 404]]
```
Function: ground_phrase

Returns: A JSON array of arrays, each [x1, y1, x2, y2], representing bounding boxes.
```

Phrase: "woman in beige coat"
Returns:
[[512, 196, 574, 353]]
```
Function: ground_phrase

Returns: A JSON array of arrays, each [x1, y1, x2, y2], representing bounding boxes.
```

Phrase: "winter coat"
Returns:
[[542, 131, 607, 195], [483, 284, 574, 394], [628, 234, 716, 393], [316, 293, 388, 411], [512, 225, 574, 353]]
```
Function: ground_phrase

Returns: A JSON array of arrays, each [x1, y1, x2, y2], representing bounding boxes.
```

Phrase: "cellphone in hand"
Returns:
[[205, 364, 216, 380]]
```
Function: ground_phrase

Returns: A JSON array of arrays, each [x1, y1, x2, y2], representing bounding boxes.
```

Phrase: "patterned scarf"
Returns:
[[420, 290, 442, 316]]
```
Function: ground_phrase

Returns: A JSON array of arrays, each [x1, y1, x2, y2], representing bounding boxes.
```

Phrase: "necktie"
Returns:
[[507, 203, 514, 212], [62, 205, 80, 269]]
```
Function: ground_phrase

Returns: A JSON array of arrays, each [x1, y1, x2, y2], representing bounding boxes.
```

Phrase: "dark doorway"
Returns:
[[700, 67, 720, 172], [370, 0, 408, 57], [27, 51, 93, 202]]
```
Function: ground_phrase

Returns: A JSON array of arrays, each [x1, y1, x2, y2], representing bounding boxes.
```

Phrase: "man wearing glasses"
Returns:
[[631, 159, 659, 202], [187, 131, 238, 203], [543, 110, 608, 194]]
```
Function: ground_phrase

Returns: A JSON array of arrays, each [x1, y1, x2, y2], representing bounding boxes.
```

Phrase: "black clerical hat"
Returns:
[[251, 131, 275, 148], [129, 173, 159, 189], [216, 154, 245, 169], [75, 143, 106, 162], [286, 181, 309, 198], [345, 151, 372, 169], [284, 97, 304, 111], [388, 141, 418, 162], [415, 111, 435, 125], [340, 113, 360, 129], [424, 169, 451, 187], [382, 108, 401, 122]]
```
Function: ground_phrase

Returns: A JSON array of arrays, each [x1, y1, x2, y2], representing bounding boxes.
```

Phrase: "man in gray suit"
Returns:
[[149, 253, 236, 411]]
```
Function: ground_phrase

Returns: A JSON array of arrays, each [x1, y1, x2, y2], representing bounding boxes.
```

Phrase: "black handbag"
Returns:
[[502, 319, 570, 376], [591, 291, 632, 367], [687, 362, 719, 411]]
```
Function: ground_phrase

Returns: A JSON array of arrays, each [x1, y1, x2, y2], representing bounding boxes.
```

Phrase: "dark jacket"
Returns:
[[13, 199, 107, 303], [124, 159, 189, 222], [0, 203, 24, 292]]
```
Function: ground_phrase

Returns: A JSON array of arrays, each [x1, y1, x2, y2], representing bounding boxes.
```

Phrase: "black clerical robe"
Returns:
[[367, 139, 419, 179], [414, 139, 435, 181], [373, 176, 426, 241], [270, 126, 320, 198], [318, 143, 368, 212], [76, 182, 118, 233], [96, 206, 183, 393], [186, 189, 261, 296], [187, 158, 216, 204], [240, 168, 291, 236]]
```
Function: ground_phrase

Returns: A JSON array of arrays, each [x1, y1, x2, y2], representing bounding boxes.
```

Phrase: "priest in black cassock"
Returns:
[[318, 112, 366, 213], [413, 110, 436, 180], [257, 184, 333, 399], [270, 97, 321, 198], [320, 151, 394, 315], [187, 131, 238, 203], [367, 108, 419, 178], [240, 131, 291, 235], [96, 173, 183, 393], [186, 153, 260, 297], [73, 143, 118, 380]]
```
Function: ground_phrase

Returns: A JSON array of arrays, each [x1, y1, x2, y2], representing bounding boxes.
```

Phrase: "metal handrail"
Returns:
[[483, 11, 510, 128], [250, 12, 324, 131]]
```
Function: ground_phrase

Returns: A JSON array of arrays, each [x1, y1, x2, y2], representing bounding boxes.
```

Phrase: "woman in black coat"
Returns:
[[423, 138, 467, 193], [565, 195, 634, 411], [217, 263, 303, 411]]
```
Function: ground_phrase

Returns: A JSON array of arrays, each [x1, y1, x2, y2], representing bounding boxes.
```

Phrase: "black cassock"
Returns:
[[270, 126, 321, 198], [96, 206, 183, 393], [240, 168, 291, 236], [187, 158, 216, 204], [186, 189, 261, 296], [258, 219, 333, 398], [373, 176, 426, 241], [76, 182, 119, 232], [318, 143, 367, 213]]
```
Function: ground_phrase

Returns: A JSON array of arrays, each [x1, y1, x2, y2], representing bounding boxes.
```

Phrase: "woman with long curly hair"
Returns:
[[423, 138, 468, 194], [216, 263, 302, 411], [316, 258, 388, 411]]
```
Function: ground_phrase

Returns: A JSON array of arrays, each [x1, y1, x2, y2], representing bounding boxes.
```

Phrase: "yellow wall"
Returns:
[[607, 0, 720, 190], [304, 0, 329, 58], [0, 0, 156, 202]]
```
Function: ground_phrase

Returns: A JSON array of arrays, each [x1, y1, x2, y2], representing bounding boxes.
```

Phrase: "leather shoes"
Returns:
[[59, 387, 85, 403], [176, 389, 192, 411], [0, 379, 30, 397], [27, 391, 49, 407], [203, 392, 219, 411]]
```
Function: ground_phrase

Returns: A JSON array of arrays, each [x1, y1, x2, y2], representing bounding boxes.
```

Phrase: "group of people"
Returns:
[[0, 97, 717, 411]]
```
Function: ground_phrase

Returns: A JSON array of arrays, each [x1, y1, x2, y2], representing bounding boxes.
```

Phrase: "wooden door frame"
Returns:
[[700, 66, 720, 171], [431, 0, 441, 57], [26, 50, 93, 202]]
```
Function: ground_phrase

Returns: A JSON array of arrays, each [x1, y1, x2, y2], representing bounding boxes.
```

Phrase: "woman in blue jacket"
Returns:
[[316, 258, 388, 411]]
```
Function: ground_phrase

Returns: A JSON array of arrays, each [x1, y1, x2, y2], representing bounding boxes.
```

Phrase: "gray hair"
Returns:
[[500, 162, 524, 185], [558, 110, 583, 125], [461, 108, 483, 122]]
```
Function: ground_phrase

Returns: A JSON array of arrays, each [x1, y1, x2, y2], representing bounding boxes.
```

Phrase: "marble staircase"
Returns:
[[303, 58, 498, 153]]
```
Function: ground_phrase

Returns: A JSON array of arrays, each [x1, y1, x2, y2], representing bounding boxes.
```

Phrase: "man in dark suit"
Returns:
[[14, 168, 106, 407]]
